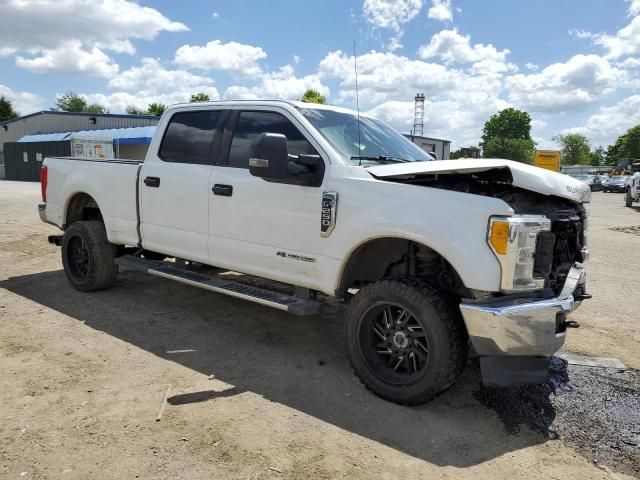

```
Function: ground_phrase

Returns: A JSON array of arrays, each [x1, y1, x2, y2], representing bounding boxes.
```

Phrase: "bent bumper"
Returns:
[[459, 266, 587, 385]]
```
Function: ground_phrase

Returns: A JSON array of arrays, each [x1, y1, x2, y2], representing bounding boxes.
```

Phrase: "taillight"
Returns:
[[40, 166, 48, 202]]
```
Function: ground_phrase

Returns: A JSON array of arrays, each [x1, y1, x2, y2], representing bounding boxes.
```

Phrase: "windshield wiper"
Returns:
[[350, 155, 410, 165]]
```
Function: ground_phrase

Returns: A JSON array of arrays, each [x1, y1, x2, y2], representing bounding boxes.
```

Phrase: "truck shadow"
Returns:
[[1, 269, 558, 468]]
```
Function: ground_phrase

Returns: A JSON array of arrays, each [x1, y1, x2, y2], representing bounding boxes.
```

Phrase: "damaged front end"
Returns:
[[367, 160, 591, 387]]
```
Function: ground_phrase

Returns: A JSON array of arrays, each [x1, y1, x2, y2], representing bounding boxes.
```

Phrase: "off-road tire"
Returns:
[[626, 189, 633, 207], [61, 221, 118, 292], [345, 278, 467, 405]]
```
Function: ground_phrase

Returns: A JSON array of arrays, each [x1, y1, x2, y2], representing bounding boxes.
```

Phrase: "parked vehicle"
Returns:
[[604, 175, 628, 193], [38, 100, 591, 405], [574, 174, 603, 191], [625, 172, 640, 207]]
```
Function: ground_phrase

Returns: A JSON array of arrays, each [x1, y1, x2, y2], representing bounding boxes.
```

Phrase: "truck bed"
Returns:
[[42, 156, 143, 247]]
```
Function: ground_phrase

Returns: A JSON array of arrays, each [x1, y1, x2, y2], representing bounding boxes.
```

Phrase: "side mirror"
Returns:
[[249, 132, 289, 179]]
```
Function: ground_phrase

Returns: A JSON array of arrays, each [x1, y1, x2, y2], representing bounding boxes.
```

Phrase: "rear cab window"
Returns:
[[158, 110, 222, 164]]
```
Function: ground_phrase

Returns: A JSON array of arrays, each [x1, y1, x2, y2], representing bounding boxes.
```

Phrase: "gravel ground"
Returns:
[[475, 357, 640, 477], [1, 180, 639, 479]]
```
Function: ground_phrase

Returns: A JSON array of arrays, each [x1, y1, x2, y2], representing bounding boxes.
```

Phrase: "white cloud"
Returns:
[[0, 84, 44, 115], [591, 16, 640, 59], [578, 3, 640, 59], [15, 40, 119, 77], [224, 65, 328, 101], [77, 58, 219, 112], [506, 54, 626, 112], [212, 11, 220, 19], [366, 95, 509, 147], [363, 0, 423, 32], [82, 89, 218, 114], [0, 0, 187, 52], [108, 58, 214, 91], [525, 62, 539, 71], [174, 40, 267, 75], [418, 29, 515, 73], [427, 0, 453, 22], [0, 0, 186, 77], [318, 47, 509, 148], [569, 29, 593, 39], [561, 95, 640, 144], [319, 50, 467, 108]]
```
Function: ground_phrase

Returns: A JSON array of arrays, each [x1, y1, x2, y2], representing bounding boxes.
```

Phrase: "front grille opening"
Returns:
[[534, 216, 585, 295]]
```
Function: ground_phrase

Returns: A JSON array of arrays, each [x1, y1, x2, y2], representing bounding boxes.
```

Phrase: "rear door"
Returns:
[[140, 109, 225, 263], [208, 107, 328, 288]]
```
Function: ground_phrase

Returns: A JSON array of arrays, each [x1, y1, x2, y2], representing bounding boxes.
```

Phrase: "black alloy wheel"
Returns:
[[357, 302, 431, 385]]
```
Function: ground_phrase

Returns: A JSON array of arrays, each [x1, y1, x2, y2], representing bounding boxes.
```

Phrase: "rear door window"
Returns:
[[159, 111, 221, 164]]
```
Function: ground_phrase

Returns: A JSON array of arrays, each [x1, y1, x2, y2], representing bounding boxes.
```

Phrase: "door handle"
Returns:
[[144, 176, 160, 187], [212, 184, 233, 196]]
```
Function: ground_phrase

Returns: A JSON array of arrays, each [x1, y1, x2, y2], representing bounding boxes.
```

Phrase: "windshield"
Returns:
[[299, 108, 433, 165], [611, 176, 626, 181]]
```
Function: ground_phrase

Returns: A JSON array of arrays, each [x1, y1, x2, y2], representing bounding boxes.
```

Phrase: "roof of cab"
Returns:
[[165, 99, 363, 117]]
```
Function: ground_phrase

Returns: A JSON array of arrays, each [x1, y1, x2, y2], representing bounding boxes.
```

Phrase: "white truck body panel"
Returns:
[[43, 158, 140, 246]]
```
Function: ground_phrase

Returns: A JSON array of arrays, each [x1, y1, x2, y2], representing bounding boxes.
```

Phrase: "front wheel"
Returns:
[[626, 190, 633, 207], [345, 279, 467, 405], [61, 221, 118, 292]]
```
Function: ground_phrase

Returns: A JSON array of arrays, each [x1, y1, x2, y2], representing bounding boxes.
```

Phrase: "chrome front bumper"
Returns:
[[459, 266, 587, 357]]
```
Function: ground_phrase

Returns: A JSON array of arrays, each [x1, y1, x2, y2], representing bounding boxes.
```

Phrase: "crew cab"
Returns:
[[39, 100, 591, 405]]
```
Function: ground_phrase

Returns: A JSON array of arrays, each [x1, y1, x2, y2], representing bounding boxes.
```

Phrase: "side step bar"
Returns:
[[114, 255, 320, 316]]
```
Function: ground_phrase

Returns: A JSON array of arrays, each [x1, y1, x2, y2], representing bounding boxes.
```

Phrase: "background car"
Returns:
[[604, 175, 629, 193], [574, 174, 603, 191]]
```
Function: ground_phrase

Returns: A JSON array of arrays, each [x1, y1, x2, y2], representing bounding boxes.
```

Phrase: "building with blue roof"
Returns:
[[0, 110, 159, 177]]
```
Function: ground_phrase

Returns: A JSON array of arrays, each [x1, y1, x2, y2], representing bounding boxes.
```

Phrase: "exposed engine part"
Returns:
[[383, 170, 587, 296]]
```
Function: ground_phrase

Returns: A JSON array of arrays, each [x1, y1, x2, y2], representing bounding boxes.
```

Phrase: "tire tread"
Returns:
[[345, 278, 467, 405]]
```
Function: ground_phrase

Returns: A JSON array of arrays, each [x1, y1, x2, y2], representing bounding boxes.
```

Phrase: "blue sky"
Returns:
[[0, 0, 638, 149]]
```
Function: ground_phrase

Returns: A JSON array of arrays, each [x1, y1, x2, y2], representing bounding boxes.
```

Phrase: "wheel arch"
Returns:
[[335, 236, 468, 299], [64, 192, 104, 227]]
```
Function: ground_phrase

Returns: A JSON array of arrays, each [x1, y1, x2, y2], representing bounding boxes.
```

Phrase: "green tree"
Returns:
[[480, 108, 535, 163], [606, 138, 625, 166], [483, 138, 536, 163], [0, 96, 18, 122], [605, 124, 640, 166], [190, 92, 210, 102], [590, 145, 605, 166], [553, 133, 591, 165], [146, 103, 166, 116], [125, 105, 145, 115], [300, 89, 326, 104], [55, 92, 105, 113], [85, 103, 106, 113]]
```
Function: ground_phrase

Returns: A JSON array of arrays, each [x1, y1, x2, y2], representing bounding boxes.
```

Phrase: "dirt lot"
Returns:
[[1, 180, 638, 479]]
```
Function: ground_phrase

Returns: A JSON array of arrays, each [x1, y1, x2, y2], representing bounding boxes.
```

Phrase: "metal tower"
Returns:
[[413, 93, 425, 137]]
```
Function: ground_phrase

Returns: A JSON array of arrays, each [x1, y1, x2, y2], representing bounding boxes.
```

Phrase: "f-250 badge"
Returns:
[[321, 192, 338, 237]]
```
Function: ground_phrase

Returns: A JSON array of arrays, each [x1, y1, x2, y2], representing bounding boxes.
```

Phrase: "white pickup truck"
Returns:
[[39, 100, 591, 405]]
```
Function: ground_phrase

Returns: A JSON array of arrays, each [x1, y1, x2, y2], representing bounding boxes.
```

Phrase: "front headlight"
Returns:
[[488, 215, 551, 292]]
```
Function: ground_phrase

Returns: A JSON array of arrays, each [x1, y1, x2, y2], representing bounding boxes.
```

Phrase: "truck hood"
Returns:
[[367, 159, 591, 203]]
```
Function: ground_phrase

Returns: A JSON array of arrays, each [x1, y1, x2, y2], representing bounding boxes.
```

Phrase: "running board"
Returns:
[[114, 255, 320, 316]]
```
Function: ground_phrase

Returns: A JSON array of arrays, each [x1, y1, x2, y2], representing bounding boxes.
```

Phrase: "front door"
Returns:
[[209, 108, 328, 289], [140, 109, 223, 263]]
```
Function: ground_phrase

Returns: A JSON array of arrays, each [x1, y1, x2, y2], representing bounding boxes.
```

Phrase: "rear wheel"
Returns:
[[345, 279, 467, 405], [62, 221, 118, 292]]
